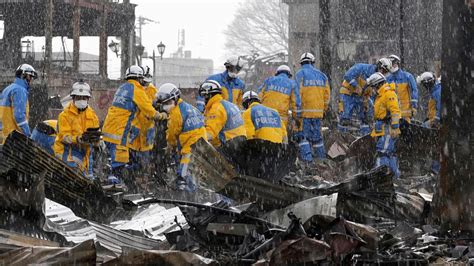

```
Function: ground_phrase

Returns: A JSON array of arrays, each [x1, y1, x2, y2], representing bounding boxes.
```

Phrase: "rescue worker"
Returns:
[[294, 52, 330, 161], [54, 81, 100, 176], [198, 80, 246, 147], [0, 64, 38, 144], [257, 65, 297, 129], [386, 55, 418, 122], [418, 71, 442, 174], [31, 120, 57, 155], [418, 72, 441, 129], [157, 83, 206, 192], [338, 58, 393, 135], [102, 65, 167, 187], [242, 91, 287, 143], [196, 57, 245, 112], [367, 72, 402, 178]]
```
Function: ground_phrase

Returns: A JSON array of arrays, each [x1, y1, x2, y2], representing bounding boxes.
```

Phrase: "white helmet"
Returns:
[[125, 65, 144, 79], [366, 72, 386, 87], [376, 58, 392, 73], [417, 72, 436, 89], [276, 65, 292, 77], [300, 52, 315, 64], [16, 63, 38, 79], [142, 65, 152, 83], [242, 91, 260, 109], [70, 81, 91, 97], [388, 54, 401, 64], [157, 83, 180, 104], [199, 80, 222, 97], [224, 57, 244, 71]]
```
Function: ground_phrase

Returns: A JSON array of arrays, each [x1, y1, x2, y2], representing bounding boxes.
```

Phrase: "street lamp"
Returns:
[[108, 40, 120, 57], [157, 41, 166, 60]]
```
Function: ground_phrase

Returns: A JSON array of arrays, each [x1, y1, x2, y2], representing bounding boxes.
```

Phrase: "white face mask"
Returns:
[[162, 103, 175, 113], [228, 71, 238, 79], [74, 100, 88, 109], [390, 66, 399, 73]]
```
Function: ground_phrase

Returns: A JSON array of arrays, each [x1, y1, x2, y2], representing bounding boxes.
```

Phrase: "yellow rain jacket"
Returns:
[[294, 64, 330, 119], [135, 83, 158, 151], [0, 78, 31, 143], [258, 73, 297, 128], [204, 94, 246, 147], [242, 102, 286, 143], [54, 102, 99, 173], [207, 71, 245, 108], [371, 83, 401, 138], [167, 99, 206, 155], [102, 80, 157, 150]]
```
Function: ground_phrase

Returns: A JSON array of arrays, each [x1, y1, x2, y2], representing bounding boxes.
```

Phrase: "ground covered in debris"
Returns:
[[0, 128, 472, 265]]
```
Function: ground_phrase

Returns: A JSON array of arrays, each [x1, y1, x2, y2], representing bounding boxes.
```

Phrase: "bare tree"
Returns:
[[224, 0, 288, 57]]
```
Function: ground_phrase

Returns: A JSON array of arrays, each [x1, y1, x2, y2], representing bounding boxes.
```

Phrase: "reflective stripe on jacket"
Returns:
[[102, 80, 157, 149], [294, 64, 330, 119], [167, 99, 206, 155], [204, 94, 246, 147], [242, 102, 286, 143]]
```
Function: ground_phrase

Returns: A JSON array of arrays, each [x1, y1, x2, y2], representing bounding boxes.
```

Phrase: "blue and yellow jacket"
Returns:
[[386, 69, 418, 119], [167, 98, 206, 155], [53, 102, 99, 174], [197, 71, 246, 112], [102, 80, 157, 150], [204, 94, 246, 147], [242, 102, 286, 143], [371, 83, 401, 138], [31, 120, 57, 155], [294, 64, 330, 119], [427, 82, 441, 123], [340, 63, 376, 95], [258, 72, 298, 125], [0, 78, 31, 142]]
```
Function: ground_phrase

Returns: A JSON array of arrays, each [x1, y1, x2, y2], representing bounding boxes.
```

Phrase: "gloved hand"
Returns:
[[355, 85, 363, 95], [411, 108, 417, 117], [154, 112, 168, 121], [294, 118, 302, 130], [164, 144, 176, 156], [390, 127, 401, 138], [81, 129, 102, 143], [282, 135, 289, 144]]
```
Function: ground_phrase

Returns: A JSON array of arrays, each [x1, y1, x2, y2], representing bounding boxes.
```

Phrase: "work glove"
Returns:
[[411, 108, 417, 117], [355, 85, 363, 95], [294, 118, 302, 130], [282, 135, 289, 144], [154, 112, 168, 121], [164, 144, 176, 157], [81, 128, 102, 143], [390, 127, 401, 138]]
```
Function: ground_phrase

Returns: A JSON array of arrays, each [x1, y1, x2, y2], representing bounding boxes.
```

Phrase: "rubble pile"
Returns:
[[0, 126, 472, 265]]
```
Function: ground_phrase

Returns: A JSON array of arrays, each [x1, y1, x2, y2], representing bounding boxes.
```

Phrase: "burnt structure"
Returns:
[[283, 0, 443, 112]]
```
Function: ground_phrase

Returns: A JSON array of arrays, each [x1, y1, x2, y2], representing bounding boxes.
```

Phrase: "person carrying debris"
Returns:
[[386, 55, 418, 122], [198, 80, 246, 147], [157, 83, 206, 192], [294, 52, 330, 161], [242, 91, 287, 144], [418, 71, 442, 174], [54, 81, 100, 177], [257, 65, 297, 131], [367, 72, 402, 178], [31, 120, 57, 155], [196, 57, 245, 112], [0, 64, 38, 144], [338, 58, 393, 135], [102, 65, 167, 188]]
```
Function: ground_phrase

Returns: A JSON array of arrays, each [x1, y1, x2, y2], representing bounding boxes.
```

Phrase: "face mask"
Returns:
[[390, 66, 399, 73], [228, 71, 238, 79], [162, 103, 175, 113], [74, 100, 88, 109]]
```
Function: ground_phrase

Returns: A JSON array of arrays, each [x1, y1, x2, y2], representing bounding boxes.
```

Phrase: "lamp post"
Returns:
[[108, 40, 120, 57], [157, 41, 166, 60]]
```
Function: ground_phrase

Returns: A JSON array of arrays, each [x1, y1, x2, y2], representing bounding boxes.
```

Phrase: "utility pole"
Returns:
[[136, 16, 159, 65]]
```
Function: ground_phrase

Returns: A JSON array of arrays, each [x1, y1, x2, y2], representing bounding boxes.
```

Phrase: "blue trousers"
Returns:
[[338, 94, 371, 135], [375, 132, 400, 178], [175, 153, 197, 192], [299, 118, 325, 161]]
